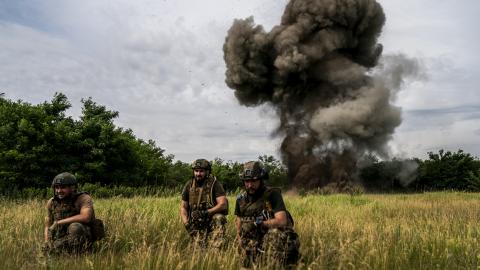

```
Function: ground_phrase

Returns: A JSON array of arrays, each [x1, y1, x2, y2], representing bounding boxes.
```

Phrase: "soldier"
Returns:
[[180, 159, 228, 249], [43, 172, 103, 254], [235, 161, 300, 268]]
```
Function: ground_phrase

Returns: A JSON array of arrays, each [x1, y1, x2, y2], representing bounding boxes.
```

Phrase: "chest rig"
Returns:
[[188, 176, 216, 211], [50, 192, 85, 221], [238, 187, 275, 222]]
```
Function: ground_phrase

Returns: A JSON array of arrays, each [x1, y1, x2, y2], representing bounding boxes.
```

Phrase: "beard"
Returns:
[[194, 175, 207, 183], [246, 184, 265, 198]]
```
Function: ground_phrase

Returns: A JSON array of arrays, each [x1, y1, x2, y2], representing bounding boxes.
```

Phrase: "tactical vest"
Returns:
[[50, 192, 91, 222], [238, 187, 275, 221], [188, 176, 216, 211], [238, 187, 294, 227]]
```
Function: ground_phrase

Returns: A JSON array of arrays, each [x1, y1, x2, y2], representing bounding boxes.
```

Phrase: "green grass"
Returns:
[[1, 192, 480, 269]]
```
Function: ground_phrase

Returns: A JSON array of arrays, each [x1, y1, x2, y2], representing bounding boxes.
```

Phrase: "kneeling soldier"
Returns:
[[43, 172, 104, 254], [235, 161, 300, 268], [180, 159, 228, 249]]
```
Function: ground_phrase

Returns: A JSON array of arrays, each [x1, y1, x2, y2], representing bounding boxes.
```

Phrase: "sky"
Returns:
[[1, 0, 479, 163]]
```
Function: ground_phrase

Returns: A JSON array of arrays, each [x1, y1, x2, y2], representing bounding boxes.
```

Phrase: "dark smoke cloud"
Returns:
[[223, 0, 418, 188]]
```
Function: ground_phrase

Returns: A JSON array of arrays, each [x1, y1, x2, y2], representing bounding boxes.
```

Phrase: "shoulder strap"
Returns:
[[49, 197, 57, 210], [196, 185, 204, 208], [238, 193, 255, 217], [188, 178, 195, 189], [209, 176, 217, 206]]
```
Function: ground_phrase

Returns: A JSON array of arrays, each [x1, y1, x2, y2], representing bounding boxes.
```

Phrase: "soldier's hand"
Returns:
[[48, 221, 59, 232], [191, 210, 200, 220], [191, 210, 208, 220]]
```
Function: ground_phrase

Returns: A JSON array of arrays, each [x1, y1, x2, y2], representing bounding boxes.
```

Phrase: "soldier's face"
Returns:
[[244, 179, 261, 194], [54, 185, 74, 199], [194, 168, 207, 181]]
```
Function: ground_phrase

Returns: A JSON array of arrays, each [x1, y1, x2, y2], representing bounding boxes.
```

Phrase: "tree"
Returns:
[[414, 149, 480, 191], [0, 93, 185, 193], [211, 158, 243, 191], [360, 158, 420, 191], [258, 155, 288, 187], [0, 93, 76, 190]]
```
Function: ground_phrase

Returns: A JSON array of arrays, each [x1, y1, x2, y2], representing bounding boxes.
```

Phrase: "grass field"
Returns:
[[1, 192, 480, 269]]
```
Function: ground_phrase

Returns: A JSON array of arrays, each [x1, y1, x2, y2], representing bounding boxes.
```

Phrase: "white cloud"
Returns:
[[1, 0, 479, 162]]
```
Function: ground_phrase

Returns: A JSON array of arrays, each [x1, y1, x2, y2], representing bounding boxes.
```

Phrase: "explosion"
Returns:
[[224, 0, 417, 188]]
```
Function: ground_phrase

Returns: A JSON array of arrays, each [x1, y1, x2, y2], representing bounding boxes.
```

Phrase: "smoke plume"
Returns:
[[223, 0, 417, 188]]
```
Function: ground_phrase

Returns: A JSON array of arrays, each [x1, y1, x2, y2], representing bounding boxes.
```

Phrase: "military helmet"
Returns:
[[191, 158, 211, 171], [51, 172, 77, 187], [239, 161, 269, 181]]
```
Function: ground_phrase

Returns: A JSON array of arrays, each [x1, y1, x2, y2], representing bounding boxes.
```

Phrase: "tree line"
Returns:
[[361, 150, 480, 192], [1, 93, 479, 197], [0, 93, 288, 196]]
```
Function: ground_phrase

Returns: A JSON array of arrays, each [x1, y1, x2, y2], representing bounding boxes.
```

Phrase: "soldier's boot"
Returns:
[[209, 214, 227, 250]]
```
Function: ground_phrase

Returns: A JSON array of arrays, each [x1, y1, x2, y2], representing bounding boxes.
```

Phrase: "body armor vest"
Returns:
[[188, 175, 216, 211], [51, 193, 81, 221], [48, 192, 91, 240], [50, 192, 92, 222], [238, 187, 294, 226], [238, 187, 275, 221]]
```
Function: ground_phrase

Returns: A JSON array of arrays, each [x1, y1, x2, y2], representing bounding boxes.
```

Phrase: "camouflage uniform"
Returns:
[[46, 192, 94, 254], [236, 187, 300, 267], [183, 170, 228, 249], [236, 161, 300, 268], [44, 172, 104, 255]]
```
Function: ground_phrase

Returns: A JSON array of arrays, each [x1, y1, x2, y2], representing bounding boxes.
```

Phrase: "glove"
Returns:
[[191, 210, 209, 220], [254, 216, 264, 227]]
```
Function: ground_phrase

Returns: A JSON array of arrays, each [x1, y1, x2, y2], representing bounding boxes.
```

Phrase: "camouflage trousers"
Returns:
[[239, 228, 300, 268], [187, 213, 227, 250], [46, 222, 92, 254]]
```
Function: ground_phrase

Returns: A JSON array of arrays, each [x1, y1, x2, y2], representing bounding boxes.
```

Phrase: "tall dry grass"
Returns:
[[1, 192, 479, 269]]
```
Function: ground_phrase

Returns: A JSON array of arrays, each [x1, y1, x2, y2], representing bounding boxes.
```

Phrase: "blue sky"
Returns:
[[1, 0, 479, 162]]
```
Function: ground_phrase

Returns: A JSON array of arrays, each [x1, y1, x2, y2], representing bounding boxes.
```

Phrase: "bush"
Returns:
[[414, 149, 480, 191]]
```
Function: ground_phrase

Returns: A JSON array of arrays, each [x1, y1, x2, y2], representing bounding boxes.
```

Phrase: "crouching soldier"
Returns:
[[43, 172, 104, 254], [235, 161, 300, 268], [180, 159, 228, 249]]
